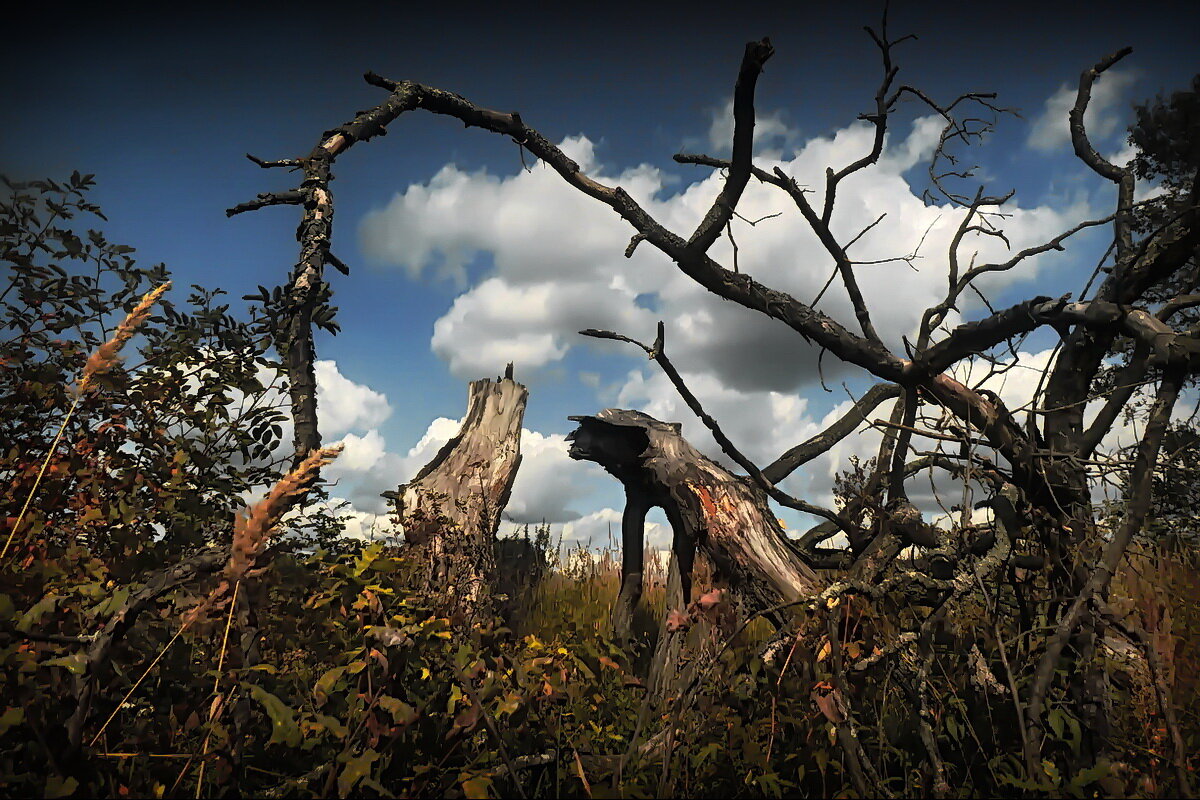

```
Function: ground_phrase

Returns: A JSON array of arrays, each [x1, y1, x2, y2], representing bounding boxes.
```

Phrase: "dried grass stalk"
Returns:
[[3, 282, 171, 561], [78, 281, 171, 393], [226, 444, 343, 580], [181, 444, 343, 628]]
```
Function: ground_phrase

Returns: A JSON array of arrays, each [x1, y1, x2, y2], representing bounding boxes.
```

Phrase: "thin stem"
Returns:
[[1, 392, 83, 561], [195, 580, 241, 797], [90, 617, 193, 748]]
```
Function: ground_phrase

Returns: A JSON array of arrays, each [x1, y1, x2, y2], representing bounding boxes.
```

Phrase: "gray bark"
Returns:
[[392, 368, 527, 614]]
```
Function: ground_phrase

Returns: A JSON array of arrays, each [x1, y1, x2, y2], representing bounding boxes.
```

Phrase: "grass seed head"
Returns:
[[79, 281, 171, 393], [226, 444, 344, 579]]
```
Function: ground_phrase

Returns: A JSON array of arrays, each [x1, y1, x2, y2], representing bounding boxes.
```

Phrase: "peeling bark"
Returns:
[[391, 370, 527, 614], [567, 409, 824, 633]]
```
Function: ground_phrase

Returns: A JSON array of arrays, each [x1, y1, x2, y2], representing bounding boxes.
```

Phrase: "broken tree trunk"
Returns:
[[391, 366, 527, 616], [566, 409, 825, 643]]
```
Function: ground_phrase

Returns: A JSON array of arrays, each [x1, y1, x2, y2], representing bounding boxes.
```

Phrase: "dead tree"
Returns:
[[387, 366, 527, 614], [568, 409, 824, 636], [208, 17, 1197, 792]]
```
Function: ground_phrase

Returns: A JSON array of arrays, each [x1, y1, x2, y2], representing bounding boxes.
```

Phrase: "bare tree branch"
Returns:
[[1158, 292, 1200, 320], [1069, 48, 1136, 257], [1026, 362, 1184, 775], [772, 166, 885, 344], [358, 71, 909, 381], [1077, 341, 1151, 458], [761, 382, 901, 484], [822, 8, 909, 223], [921, 296, 1200, 375], [579, 324, 849, 527], [686, 39, 775, 255], [225, 190, 304, 217]]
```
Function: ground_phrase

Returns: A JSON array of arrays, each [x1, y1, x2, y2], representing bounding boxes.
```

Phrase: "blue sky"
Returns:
[[5, 1, 1198, 545]]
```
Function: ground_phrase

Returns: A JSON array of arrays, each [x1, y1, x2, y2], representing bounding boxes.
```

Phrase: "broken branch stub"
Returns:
[[391, 371, 527, 613]]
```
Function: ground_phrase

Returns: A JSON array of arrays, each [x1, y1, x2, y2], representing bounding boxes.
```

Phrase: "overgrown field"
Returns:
[[2, 524, 1198, 797]]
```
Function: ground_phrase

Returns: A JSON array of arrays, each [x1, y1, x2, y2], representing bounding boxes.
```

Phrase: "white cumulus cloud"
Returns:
[[1027, 68, 1138, 153], [358, 102, 1119, 535], [558, 507, 670, 550], [364, 117, 1093, 393], [327, 429, 386, 473], [315, 360, 391, 435]]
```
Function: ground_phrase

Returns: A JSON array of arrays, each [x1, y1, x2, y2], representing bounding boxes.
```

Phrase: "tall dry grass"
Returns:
[[1112, 540, 1200, 773], [180, 443, 344, 627], [93, 443, 344, 753], [1, 281, 171, 561]]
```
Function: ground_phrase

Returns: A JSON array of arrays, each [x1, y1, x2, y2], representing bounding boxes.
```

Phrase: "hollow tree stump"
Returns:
[[567, 409, 824, 644], [390, 365, 527, 616]]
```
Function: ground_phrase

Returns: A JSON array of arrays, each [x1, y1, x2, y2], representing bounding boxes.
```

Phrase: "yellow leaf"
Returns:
[[816, 639, 831, 662], [462, 776, 493, 799], [379, 695, 418, 726], [337, 749, 379, 797]]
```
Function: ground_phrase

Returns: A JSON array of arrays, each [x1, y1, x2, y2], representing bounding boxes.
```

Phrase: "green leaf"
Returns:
[[246, 683, 301, 747], [16, 594, 59, 632], [337, 748, 379, 797], [314, 666, 345, 706], [1064, 713, 1082, 756], [694, 741, 721, 766], [91, 587, 130, 619], [315, 713, 348, 739], [43, 651, 88, 675], [1048, 708, 1065, 740], [378, 695, 419, 726], [1068, 761, 1111, 792], [44, 775, 78, 798], [0, 707, 24, 735]]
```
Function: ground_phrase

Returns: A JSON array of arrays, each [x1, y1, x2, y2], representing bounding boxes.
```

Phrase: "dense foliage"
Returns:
[[0, 174, 349, 563]]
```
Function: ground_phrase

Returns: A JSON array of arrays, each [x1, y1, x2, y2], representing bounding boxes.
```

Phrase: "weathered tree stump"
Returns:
[[390, 366, 527, 616], [566, 409, 825, 645]]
